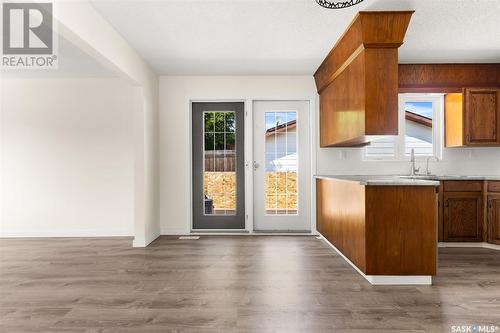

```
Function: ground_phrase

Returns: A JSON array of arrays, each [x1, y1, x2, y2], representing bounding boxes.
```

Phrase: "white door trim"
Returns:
[[187, 96, 317, 234]]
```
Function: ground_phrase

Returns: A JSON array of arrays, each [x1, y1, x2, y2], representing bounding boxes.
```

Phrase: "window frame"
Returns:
[[364, 93, 444, 161]]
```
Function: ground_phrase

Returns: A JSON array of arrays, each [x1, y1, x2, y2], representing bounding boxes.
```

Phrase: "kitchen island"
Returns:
[[315, 175, 440, 285]]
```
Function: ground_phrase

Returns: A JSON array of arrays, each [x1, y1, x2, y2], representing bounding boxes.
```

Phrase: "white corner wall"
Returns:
[[0, 78, 137, 237], [53, 1, 160, 246]]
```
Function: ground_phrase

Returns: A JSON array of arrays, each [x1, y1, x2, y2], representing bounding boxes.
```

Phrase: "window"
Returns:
[[365, 94, 443, 160], [203, 111, 236, 215], [264, 111, 298, 215]]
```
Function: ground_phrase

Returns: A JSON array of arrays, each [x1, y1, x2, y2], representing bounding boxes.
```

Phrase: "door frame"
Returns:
[[188, 96, 317, 234]]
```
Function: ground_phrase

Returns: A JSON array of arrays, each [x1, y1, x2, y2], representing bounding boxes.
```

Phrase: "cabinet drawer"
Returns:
[[488, 181, 500, 193], [443, 180, 483, 192]]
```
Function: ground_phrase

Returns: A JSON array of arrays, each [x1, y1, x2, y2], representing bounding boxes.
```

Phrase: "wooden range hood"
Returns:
[[314, 11, 414, 147]]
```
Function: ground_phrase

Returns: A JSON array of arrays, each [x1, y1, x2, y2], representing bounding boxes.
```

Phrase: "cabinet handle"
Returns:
[[444, 199, 449, 207], [488, 200, 493, 209]]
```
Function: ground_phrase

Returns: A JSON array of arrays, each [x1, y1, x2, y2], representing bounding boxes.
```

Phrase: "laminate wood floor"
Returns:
[[0, 236, 499, 332]]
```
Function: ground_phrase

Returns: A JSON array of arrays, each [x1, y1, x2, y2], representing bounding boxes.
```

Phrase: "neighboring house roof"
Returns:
[[405, 111, 432, 127], [265, 120, 297, 136]]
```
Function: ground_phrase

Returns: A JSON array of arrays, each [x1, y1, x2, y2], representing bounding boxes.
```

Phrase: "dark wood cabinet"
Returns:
[[464, 88, 500, 145], [443, 192, 483, 242], [439, 180, 500, 245], [444, 88, 500, 147], [487, 194, 500, 245]]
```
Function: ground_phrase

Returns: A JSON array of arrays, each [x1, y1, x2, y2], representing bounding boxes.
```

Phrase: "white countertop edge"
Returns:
[[314, 175, 440, 186]]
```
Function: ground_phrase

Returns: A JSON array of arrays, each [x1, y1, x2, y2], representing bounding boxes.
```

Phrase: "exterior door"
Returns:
[[192, 102, 245, 229], [252, 101, 311, 232]]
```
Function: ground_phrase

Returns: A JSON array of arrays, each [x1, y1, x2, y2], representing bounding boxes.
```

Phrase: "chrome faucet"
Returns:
[[410, 148, 420, 176], [425, 156, 438, 175]]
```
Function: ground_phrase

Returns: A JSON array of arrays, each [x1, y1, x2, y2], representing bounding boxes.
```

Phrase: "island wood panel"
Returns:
[[316, 179, 366, 271], [316, 178, 437, 276], [365, 186, 437, 275], [398, 64, 500, 90]]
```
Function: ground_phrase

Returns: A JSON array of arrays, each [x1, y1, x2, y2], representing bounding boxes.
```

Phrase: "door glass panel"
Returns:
[[265, 111, 298, 215], [203, 111, 236, 215]]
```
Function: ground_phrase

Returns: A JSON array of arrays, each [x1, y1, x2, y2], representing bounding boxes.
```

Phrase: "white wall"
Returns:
[[0, 78, 137, 237], [54, 1, 160, 247], [159, 75, 500, 235], [159, 76, 316, 235]]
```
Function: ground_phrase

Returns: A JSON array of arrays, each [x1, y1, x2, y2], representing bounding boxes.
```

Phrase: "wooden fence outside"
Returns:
[[204, 150, 236, 172]]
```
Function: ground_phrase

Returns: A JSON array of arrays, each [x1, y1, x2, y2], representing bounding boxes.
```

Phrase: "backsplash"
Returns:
[[316, 147, 500, 176]]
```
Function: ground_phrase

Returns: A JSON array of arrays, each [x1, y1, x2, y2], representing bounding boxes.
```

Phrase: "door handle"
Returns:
[[488, 199, 493, 209], [253, 161, 260, 171]]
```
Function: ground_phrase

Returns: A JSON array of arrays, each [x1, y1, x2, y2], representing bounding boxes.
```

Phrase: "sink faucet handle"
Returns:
[[425, 156, 438, 175]]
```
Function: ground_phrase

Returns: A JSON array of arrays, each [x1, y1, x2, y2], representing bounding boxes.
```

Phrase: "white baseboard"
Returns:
[[438, 242, 500, 251], [160, 227, 190, 235], [0, 229, 133, 238], [133, 230, 160, 248], [317, 233, 432, 286]]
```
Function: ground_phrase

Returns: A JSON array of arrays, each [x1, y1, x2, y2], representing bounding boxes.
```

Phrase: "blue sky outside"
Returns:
[[405, 101, 433, 119], [265, 112, 297, 130]]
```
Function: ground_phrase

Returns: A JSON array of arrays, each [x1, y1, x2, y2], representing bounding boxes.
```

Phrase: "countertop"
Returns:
[[314, 175, 440, 186], [411, 175, 500, 181], [314, 174, 500, 186]]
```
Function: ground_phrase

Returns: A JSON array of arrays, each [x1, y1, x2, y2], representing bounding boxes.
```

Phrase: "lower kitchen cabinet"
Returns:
[[487, 194, 500, 245], [443, 192, 483, 242]]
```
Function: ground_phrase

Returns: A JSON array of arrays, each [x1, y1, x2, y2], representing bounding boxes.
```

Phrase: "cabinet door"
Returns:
[[464, 88, 499, 145], [443, 192, 483, 242], [488, 194, 500, 245]]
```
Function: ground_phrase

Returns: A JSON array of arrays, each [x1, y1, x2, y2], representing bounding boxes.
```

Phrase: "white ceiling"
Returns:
[[90, 0, 500, 75]]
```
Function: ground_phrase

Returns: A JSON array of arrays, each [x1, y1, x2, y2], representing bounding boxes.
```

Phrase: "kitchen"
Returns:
[[313, 11, 500, 285]]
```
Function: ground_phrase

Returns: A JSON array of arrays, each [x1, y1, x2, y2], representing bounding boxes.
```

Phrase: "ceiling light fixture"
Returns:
[[315, 0, 365, 9]]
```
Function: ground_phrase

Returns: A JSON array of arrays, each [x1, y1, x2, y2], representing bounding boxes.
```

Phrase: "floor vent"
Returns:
[[179, 236, 200, 240]]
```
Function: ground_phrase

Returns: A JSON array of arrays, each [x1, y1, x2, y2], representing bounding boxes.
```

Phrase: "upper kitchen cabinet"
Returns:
[[314, 11, 413, 147], [445, 88, 500, 147], [464, 88, 499, 146]]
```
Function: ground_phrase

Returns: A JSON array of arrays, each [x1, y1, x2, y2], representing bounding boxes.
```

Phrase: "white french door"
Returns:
[[252, 101, 311, 232]]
